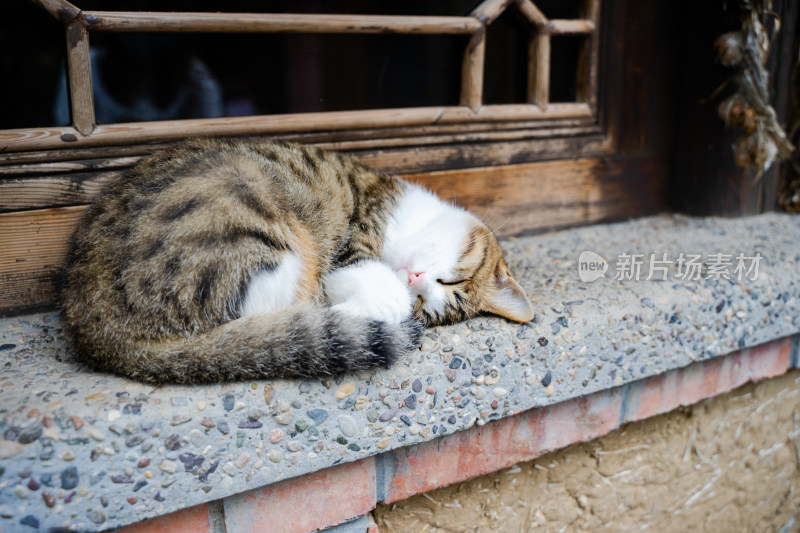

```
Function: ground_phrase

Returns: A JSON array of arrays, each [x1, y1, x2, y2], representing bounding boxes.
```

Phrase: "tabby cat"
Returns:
[[62, 138, 533, 384]]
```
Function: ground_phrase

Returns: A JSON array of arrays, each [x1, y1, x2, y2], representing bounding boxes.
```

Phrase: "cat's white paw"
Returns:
[[324, 261, 413, 324]]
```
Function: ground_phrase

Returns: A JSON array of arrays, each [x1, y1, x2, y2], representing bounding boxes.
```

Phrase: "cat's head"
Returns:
[[384, 187, 533, 327]]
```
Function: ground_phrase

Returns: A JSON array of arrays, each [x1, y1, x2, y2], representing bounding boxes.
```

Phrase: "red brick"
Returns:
[[223, 456, 376, 533], [385, 389, 621, 503], [116, 503, 211, 533], [626, 337, 793, 423]]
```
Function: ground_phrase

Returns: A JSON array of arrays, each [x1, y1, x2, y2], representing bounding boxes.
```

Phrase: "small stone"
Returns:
[[347, 443, 361, 452], [537, 337, 548, 347], [18, 426, 42, 444], [164, 434, 181, 450], [474, 388, 487, 400], [354, 396, 369, 411], [492, 387, 508, 398], [275, 412, 293, 425], [287, 440, 302, 452], [85, 392, 105, 402], [62, 450, 75, 461], [15, 485, 27, 498], [270, 429, 285, 443], [223, 393, 235, 411], [336, 381, 356, 399], [299, 382, 311, 394], [133, 479, 147, 492], [425, 387, 435, 395], [201, 418, 216, 428], [641, 297, 655, 309], [61, 466, 79, 490], [127, 497, 138, 505], [366, 410, 379, 423], [403, 394, 417, 408], [159, 460, 177, 473], [217, 421, 230, 435], [541, 370, 552, 387], [379, 406, 399, 422], [27, 478, 40, 491], [443, 368, 457, 382], [125, 434, 144, 447], [20, 515, 39, 529], [295, 419, 309, 432], [108, 409, 121, 422], [268, 449, 283, 463], [546, 384, 554, 397], [138, 458, 150, 468], [87, 426, 105, 441], [338, 415, 358, 437], [263, 384, 275, 405], [0, 439, 24, 459], [179, 453, 204, 472], [87, 509, 106, 524], [170, 414, 192, 426], [42, 491, 55, 507], [238, 419, 263, 429], [336, 435, 348, 445], [399, 414, 412, 426], [197, 400, 207, 411], [412, 378, 423, 393], [307, 409, 328, 425], [491, 400, 499, 409], [377, 437, 390, 449], [449, 357, 463, 369]]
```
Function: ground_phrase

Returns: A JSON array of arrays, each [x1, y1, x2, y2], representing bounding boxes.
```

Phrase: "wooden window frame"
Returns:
[[3, 0, 603, 158]]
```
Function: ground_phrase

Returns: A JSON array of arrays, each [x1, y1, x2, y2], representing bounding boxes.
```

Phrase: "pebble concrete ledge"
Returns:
[[0, 213, 798, 532]]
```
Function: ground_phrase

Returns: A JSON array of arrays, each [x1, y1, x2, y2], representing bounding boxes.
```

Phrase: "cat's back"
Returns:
[[63, 138, 357, 341]]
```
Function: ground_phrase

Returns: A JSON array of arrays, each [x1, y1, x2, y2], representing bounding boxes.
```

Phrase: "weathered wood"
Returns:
[[528, 32, 550, 108], [460, 31, 486, 110], [471, 0, 515, 25], [515, 0, 548, 27], [0, 206, 84, 316], [0, 155, 668, 316], [547, 20, 595, 35], [65, 20, 94, 136], [577, 0, 602, 108], [0, 172, 119, 212], [0, 104, 593, 152], [83, 12, 482, 34], [27, 0, 80, 24]]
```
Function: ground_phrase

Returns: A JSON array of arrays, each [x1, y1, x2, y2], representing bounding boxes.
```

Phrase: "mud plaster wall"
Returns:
[[372, 370, 800, 532]]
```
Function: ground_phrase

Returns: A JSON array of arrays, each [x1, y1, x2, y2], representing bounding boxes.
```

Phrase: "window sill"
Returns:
[[0, 212, 798, 532]]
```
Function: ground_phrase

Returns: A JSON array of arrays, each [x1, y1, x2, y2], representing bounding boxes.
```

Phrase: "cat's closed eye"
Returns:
[[436, 278, 467, 286]]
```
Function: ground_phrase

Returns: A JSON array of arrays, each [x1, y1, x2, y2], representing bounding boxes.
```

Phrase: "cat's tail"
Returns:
[[105, 305, 422, 384]]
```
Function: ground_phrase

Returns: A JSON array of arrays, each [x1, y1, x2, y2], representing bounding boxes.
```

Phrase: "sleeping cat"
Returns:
[[62, 138, 533, 384]]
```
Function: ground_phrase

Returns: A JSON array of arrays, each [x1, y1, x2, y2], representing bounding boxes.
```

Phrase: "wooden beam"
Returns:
[[528, 32, 550, 108], [83, 12, 482, 34], [0, 104, 593, 152], [65, 20, 95, 136], [547, 19, 595, 35], [27, 0, 81, 24], [470, 0, 514, 25], [460, 30, 486, 110], [515, 0, 548, 27]]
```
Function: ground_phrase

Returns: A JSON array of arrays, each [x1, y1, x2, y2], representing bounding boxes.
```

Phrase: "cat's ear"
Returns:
[[483, 259, 534, 323]]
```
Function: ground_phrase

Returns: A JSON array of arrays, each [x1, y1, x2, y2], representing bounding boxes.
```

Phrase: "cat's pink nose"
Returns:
[[408, 271, 424, 288]]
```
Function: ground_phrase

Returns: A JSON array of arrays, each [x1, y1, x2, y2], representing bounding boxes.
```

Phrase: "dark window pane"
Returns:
[[534, 0, 586, 20], [0, 0, 68, 129], [550, 36, 584, 103], [483, 10, 530, 105]]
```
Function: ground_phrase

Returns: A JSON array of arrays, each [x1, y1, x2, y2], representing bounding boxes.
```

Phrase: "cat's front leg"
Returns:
[[324, 260, 413, 324]]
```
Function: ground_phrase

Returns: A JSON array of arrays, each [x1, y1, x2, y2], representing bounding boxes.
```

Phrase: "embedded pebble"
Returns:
[[412, 378, 423, 393], [0, 439, 24, 459], [493, 387, 508, 398], [337, 415, 358, 437], [335, 381, 355, 399], [287, 440, 303, 452], [379, 406, 399, 422], [159, 460, 177, 474], [270, 429, 285, 443], [307, 409, 328, 425], [268, 450, 283, 463], [274, 412, 293, 425]]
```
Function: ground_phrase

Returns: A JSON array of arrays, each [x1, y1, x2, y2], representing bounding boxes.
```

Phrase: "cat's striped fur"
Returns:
[[62, 138, 532, 384]]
